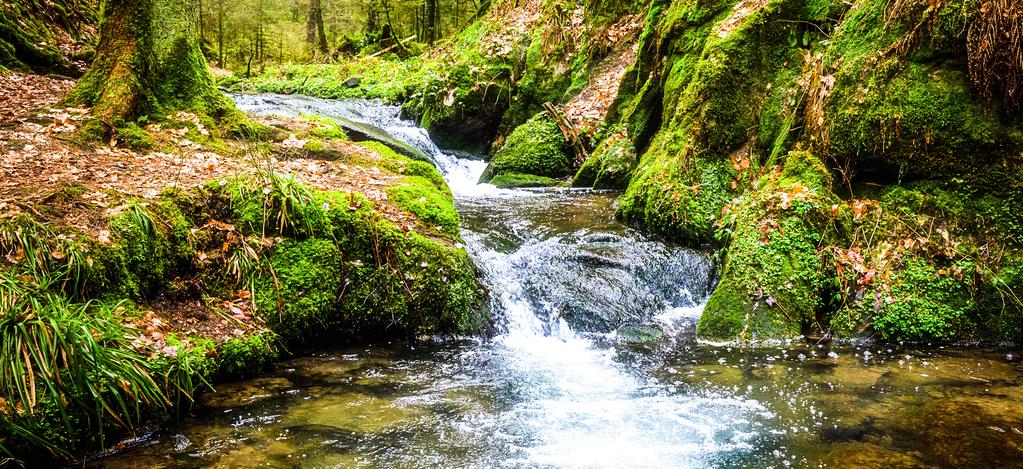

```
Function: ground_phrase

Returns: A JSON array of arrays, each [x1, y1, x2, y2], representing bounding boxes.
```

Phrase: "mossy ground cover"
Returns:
[[0, 82, 483, 463], [0, 0, 97, 75]]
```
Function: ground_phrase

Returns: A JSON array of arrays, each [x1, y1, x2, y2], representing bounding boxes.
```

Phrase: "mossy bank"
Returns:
[[0, 114, 484, 463]]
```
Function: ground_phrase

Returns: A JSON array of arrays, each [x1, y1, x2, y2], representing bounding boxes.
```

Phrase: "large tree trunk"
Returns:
[[65, 0, 229, 125]]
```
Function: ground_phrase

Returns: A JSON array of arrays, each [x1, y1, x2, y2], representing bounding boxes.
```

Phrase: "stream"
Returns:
[[93, 95, 1023, 468]]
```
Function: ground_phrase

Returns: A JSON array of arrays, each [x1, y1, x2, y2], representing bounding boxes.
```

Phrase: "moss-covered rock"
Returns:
[[819, 0, 1023, 189], [573, 133, 637, 189], [699, 151, 839, 341], [0, 0, 97, 75], [616, 0, 813, 242], [490, 172, 564, 188], [480, 112, 572, 184]]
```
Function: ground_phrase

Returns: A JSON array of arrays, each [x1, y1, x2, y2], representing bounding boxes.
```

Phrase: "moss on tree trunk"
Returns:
[[65, 0, 231, 125]]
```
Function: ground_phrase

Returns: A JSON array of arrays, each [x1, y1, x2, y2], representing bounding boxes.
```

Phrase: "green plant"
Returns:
[[0, 217, 94, 299], [0, 270, 168, 456], [227, 171, 324, 237]]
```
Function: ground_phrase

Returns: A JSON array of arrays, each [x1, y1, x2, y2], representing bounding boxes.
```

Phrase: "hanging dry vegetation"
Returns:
[[968, 0, 1023, 111]]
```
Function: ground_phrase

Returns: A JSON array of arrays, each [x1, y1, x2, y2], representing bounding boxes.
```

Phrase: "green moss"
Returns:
[[304, 115, 348, 140], [221, 112, 277, 141], [829, 180, 1023, 343], [214, 331, 278, 378], [480, 112, 572, 183], [573, 134, 636, 189], [0, 0, 95, 75], [387, 175, 461, 237], [698, 151, 838, 341], [826, 61, 1019, 186], [615, 0, 812, 241], [618, 153, 734, 243], [322, 190, 484, 337], [92, 202, 175, 299], [868, 257, 975, 341], [254, 238, 342, 341], [114, 121, 153, 150]]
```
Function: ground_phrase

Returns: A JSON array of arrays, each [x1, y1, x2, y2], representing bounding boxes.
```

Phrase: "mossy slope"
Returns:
[[602, 0, 1022, 342]]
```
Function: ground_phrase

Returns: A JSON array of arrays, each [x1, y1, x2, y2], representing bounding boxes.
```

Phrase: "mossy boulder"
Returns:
[[490, 172, 564, 188], [821, 0, 1023, 189], [699, 151, 839, 341], [479, 112, 573, 184], [573, 134, 637, 190], [616, 0, 812, 242], [255, 238, 343, 341]]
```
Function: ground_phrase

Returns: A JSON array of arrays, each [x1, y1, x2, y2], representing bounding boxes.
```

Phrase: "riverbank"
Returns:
[[0, 73, 484, 463]]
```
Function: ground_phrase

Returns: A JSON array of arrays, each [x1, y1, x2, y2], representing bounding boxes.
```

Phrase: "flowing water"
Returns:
[[93, 95, 1023, 468]]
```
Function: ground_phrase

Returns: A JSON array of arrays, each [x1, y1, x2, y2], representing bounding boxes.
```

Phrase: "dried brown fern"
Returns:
[[967, 0, 1023, 111], [882, 0, 950, 59]]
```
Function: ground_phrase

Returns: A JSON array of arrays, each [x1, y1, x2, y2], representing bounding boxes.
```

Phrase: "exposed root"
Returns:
[[968, 0, 1023, 111]]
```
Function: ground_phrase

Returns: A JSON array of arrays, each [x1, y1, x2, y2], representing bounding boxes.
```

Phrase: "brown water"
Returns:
[[92, 341, 1023, 468], [91, 96, 1023, 468]]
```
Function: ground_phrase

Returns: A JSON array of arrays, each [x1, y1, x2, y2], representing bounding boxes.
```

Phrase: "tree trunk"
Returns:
[[315, 1, 328, 55], [425, 0, 438, 45], [306, 0, 317, 54], [217, 0, 224, 66], [65, 0, 229, 125], [306, 0, 328, 57]]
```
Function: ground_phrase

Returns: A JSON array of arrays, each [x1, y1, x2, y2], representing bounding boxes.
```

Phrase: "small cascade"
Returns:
[[228, 93, 765, 467]]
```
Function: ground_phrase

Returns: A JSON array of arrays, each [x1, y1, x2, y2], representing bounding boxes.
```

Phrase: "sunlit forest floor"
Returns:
[[0, 71, 436, 358]]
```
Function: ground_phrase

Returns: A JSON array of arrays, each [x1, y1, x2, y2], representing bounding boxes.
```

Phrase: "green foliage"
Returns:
[[215, 332, 278, 378], [0, 273, 168, 457], [870, 257, 975, 341], [219, 172, 327, 237], [254, 238, 341, 340]]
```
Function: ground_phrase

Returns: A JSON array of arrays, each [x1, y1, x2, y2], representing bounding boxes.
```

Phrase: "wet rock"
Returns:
[[821, 442, 928, 468], [616, 324, 665, 346], [514, 233, 713, 333], [820, 417, 875, 443], [905, 398, 1023, 467], [199, 377, 295, 408]]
